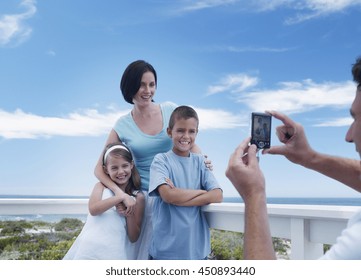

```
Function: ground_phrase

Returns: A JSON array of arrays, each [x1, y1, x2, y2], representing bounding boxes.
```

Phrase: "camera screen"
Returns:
[[251, 113, 271, 149]]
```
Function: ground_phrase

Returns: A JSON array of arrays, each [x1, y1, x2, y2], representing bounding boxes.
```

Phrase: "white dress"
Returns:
[[63, 188, 136, 260]]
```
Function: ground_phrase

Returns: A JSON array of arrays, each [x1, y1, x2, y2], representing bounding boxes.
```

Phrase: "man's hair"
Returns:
[[120, 60, 157, 104], [168, 105, 199, 130], [352, 56, 361, 89]]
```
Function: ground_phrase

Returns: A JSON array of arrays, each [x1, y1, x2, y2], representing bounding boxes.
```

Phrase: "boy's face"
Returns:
[[167, 117, 198, 157]]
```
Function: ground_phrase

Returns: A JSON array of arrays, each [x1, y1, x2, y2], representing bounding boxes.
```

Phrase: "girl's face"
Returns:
[[132, 71, 156, 106], [105, 155, 133, 189]]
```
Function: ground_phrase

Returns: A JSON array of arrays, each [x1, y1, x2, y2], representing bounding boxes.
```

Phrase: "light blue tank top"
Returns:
[[113, 102, 176, 191]]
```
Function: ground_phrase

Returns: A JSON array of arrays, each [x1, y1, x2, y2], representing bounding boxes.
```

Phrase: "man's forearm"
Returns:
[[303, 152, 361, 192], [243, 194, 276, 260]]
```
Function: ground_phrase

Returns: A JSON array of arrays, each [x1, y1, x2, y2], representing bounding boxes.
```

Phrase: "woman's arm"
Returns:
[[88, 182, 125, 216], [126, 192, 145, 243]]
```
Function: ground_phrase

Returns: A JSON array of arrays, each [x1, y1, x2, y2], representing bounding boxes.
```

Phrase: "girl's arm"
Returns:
[[125, 192, 145, 243], [88, 182, 124, 216], [94, 129, 136, 212]]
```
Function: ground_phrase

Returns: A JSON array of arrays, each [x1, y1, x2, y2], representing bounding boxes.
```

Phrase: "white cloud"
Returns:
[[177, 0, 239, 13], [235, 79, 356, 114], [194, 107, 246, 129], [314, 117, 353, 127], [207, 73, 259, 96], [302, 0, 361, 13], [237, 80, 356, 114], [0, 0, 37, 47], [176, 0, 361, 23], [224, 46, 293, 53], [0, 107, 244, 140], [260, 0, 361, 24], [46, 50, 56, 56], [0, 108, 127, 139]]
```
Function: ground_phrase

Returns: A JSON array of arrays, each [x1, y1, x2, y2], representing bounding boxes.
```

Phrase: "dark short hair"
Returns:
[[352, 56, 361, 89], [168, 105, 199, 130], [120, 60, 157, 104]]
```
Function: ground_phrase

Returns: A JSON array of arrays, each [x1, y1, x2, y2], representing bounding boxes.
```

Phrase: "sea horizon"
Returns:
[[1, 194, 361, 222], [1, 194, 361, 206]]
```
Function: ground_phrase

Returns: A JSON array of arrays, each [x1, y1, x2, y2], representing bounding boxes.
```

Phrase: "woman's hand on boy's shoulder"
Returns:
[[204, 155, 213, 171]]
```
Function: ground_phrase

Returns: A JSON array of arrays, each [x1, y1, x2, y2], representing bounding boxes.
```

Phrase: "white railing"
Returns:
[[203, 202, 360, 259], [0, 199, 359, 260]]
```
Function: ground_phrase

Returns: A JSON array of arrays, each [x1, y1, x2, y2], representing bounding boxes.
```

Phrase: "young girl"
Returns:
[[63, 143, 145, 260]]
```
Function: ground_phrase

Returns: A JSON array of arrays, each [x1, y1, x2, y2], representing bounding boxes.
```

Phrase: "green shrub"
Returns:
[[210, 229, 243, 260], [40, 240, 74, 260], [54, 218, 83, 232], [0, 218, 83, 260]]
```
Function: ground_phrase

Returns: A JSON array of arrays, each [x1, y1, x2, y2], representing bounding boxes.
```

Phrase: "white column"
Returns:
[[290, 218, 323, 260]]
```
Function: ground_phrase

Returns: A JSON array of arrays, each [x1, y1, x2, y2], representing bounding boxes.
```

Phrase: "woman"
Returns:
[[94, 60, 207, 259]]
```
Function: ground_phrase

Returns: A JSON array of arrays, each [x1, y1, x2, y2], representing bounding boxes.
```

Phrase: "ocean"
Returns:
[[1, 195, 361, 222], [225, 196, 361, 206]]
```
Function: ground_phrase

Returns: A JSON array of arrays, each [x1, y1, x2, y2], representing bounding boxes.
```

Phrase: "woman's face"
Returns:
[[132, 71, 156, 106]]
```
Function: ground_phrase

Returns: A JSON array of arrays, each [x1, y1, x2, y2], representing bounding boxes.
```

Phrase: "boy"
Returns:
[[148, 105, 223, 260]]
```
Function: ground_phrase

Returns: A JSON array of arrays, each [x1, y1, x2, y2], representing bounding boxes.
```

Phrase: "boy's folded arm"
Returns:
[[158, 184, 206, 205], [179, 188, 223, 207]]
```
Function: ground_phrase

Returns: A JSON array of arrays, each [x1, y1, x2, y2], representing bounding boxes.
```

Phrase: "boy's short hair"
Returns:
[[168, 106, 199, 130]]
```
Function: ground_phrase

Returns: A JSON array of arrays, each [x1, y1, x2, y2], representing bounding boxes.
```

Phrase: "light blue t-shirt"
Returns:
[[148, 150, 222, 260], [113, 102, 176, 192]]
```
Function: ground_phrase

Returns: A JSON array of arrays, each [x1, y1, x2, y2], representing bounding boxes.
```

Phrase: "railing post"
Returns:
[[290, 218, 323, 260]]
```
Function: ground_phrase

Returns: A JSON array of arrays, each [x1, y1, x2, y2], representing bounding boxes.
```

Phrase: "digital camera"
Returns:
[[250, 112, 272, 149]]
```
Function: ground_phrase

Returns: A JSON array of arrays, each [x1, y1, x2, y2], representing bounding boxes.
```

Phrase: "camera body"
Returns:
[[250, 112, 272, 149]]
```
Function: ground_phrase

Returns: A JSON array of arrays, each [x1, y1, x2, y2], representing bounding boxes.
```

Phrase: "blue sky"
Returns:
[[1, 0, 361, 198]]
